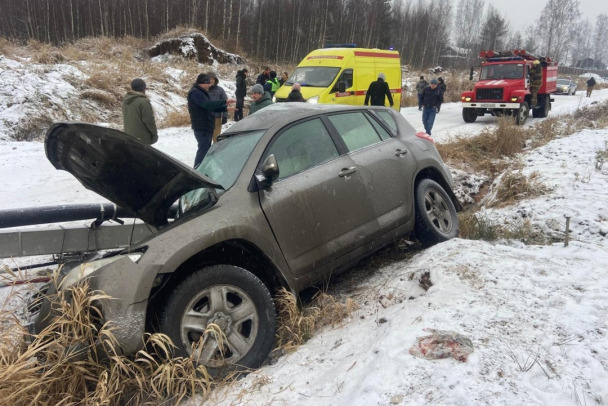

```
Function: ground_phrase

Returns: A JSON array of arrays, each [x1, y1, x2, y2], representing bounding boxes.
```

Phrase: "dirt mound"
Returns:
[[147, 33, 245, 64]]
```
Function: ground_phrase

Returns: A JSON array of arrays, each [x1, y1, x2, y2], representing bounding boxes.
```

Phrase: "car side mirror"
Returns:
[[469, 67, 474, 81], [258, 154, 279, 187], [338, 81, 346, 93]]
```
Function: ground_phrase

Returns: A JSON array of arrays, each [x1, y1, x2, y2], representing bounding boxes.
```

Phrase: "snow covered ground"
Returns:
[[1, 60, 608, 405]]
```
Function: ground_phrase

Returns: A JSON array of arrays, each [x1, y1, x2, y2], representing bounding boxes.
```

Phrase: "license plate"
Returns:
[[480, 103, 494, 108]]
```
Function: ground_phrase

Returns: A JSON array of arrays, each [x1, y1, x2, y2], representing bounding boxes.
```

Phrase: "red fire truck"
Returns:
[[460, 49, 558, 125]]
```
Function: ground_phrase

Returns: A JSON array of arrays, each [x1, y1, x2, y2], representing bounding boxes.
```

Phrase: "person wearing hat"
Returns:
[[263, 71, 281, 97], [364, 72, 394, 107], [248, 84, 273, 115], [122, 78, 158, 145], [187, 73, 236, 168], [286, 82, 305, 102], [530, 59, 543, 107], [420, 78, 443, 136], [234, 68, 248, 121]]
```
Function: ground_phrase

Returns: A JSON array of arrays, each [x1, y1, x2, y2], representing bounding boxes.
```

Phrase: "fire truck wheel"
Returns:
[[533, 96, 550, 118], [462, 108, 478, 123], [515, 102, 529, 125]]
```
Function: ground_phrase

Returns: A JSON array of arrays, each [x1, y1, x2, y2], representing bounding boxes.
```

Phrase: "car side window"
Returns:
[[331, 69, 354, 92], [374, 111, 398, 135], [267, 118, 339, 180], [328, 112, 383, 152]]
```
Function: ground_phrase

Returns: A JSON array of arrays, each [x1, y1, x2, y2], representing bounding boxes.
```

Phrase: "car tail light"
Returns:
[[415, 131, 434, 144]]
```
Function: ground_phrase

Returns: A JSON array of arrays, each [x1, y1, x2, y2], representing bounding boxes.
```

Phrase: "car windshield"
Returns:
[[179, 130, 265, 214], [285, 67, 341, 87], [480, 64, 524, 80], [557, 79, 570, 85]]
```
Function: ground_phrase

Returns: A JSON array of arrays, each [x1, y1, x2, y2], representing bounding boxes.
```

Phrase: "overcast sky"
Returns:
[[485, 0, 607, 32]]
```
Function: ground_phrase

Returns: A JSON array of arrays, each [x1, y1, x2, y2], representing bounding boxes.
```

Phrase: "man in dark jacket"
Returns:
[[187, 73, 235, 168], [587, 76, 596, 97], [364, 73, 393, 107], [122, 78, 158, 145], [286, 82, 305, 102], [420, 78, 443, 136], [234, 68, 248, 121], [248, 84, 273, 114], [256, 67, 270, 86]]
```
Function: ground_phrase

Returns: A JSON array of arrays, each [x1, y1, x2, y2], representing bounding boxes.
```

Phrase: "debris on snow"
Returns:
[[409, 328, 474, 362]]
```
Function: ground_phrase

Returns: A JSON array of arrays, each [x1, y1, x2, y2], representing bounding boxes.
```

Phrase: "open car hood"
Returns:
[[45, 122, 222, 228]]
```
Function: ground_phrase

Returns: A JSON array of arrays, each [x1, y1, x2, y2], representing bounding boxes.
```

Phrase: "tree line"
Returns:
[[0, 0, 605, 69]]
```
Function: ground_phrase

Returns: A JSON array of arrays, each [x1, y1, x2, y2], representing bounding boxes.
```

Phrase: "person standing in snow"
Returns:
[[122, 78, 158, 145], [286, 82, 305, 102], [187, 73, 235, 168], [256, 67, 271, 86], [364, 72, 393, 107], [586, 76, 596, 97], [264, 71, 281, 97], [416, 75, 428, 111], [279, 71, 289, 86], [248, 84, 273, 115], [420, 78, 443, 136], [436, 77, 446, 112], [234, 68, 248, 122], [207, 71, 228, 143]]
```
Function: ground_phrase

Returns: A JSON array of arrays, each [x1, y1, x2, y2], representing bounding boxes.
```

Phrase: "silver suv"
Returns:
[[33, 103, 460, 374]]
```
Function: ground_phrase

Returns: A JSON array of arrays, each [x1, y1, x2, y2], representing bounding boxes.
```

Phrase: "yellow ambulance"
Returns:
[[274, 46, 402, 111]]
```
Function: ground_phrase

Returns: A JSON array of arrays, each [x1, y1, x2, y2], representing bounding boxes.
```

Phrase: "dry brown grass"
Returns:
[[458, 210, 546, 244], [161, 110, 192, 128], [273, 288, 357, 353], [487, 171, 550, 208], [0, 275, 214, 406]]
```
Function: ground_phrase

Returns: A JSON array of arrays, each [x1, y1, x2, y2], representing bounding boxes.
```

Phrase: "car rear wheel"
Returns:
[[157, 265, 276, 375], [414, 179, 459, 246], [462, 108, 478, 123]]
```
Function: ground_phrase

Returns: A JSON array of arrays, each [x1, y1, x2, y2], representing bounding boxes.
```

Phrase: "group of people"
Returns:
[[122, 67, 307, 169], [416, 75, 445, 136]]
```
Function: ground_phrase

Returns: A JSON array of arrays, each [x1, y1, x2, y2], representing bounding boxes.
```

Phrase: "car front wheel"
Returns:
[[158, 265, 276, 375], [414, 179, 459, 246]]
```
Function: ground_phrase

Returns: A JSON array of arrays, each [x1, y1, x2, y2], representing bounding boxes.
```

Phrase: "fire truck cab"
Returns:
[[460, 50, 558, 125]]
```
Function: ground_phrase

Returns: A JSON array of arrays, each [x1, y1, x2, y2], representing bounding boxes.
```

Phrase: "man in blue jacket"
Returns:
[[420, 78, 443, 136], [187, 73, 235, 168]]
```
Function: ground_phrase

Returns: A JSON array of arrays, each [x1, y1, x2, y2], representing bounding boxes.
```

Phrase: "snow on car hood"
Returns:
[[45, 122, 221, 227]]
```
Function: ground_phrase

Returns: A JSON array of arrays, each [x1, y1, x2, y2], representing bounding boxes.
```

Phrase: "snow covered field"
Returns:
[[1, 62, 608, 405]]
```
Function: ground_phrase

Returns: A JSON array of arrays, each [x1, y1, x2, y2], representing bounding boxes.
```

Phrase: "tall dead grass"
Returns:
[[273, 288, 357, 353], [0, 275, 213, 406]]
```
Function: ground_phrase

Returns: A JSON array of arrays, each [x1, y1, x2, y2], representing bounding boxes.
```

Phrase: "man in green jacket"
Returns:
[[248, 84, 273, 115], [122, 78, 158, 145]]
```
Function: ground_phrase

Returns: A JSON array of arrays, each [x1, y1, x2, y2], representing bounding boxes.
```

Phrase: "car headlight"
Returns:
[[307, 95, 319, 104], [61, 253, 143, 289]]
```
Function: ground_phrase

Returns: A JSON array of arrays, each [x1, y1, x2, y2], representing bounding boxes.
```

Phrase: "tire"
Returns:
[[515, 102, 529, 125], [158, 265, 276, 375], [414, 179, 459, 246], [533, 96, 550, 118], [462, 108, 478, 123]]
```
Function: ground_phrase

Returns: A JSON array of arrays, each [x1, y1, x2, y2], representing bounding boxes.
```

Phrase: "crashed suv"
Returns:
[[32, 103, 460, 373]]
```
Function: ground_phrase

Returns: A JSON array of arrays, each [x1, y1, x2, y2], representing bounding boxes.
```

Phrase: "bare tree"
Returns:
[[535, 0, 580, 62], [592, 14, 608, 67]]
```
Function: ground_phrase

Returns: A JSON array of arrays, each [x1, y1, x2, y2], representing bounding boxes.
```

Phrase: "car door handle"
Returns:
[[395, 149, 408, 157], [339, 167, 357, 177]]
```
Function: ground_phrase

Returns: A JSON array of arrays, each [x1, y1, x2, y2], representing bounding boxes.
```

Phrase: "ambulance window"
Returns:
[[331, 69, 353, 92], [374, 111, 398, 134], [328, 112, 382, 152]]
